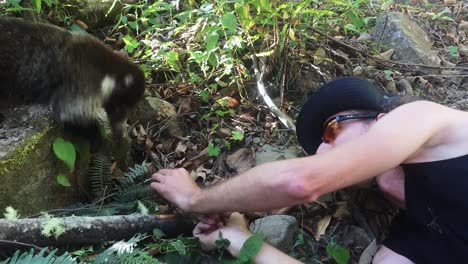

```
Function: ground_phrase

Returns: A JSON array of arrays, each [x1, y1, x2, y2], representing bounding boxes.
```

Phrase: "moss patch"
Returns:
[[0, 129, 49, 175]]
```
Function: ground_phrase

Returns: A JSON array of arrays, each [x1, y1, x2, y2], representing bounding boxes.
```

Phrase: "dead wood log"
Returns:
[[0, 214, 195, 248]]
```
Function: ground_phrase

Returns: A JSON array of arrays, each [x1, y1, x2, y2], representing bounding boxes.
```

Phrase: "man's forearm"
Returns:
[[190, 159, 318, 214]]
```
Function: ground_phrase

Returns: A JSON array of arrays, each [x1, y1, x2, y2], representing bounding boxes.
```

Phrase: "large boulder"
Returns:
[[371, 12, 441, 73], [0, 105, 90, 215]]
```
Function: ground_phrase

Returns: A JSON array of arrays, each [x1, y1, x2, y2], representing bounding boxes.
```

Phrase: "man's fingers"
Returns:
[[150, 182, 164, 193], [151, 172, 166, 183]]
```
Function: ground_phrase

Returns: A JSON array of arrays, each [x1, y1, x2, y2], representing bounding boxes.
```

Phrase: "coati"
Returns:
[[0, 17, 145, 141]]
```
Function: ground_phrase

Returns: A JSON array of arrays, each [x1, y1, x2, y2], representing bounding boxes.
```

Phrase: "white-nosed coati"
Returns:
[[0, 17, 145, 142]]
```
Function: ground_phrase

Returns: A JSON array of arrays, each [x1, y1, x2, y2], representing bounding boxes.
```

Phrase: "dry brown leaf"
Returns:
[[175, 141, 188, 155], [238, 113, 255, 123], [315, 215, 332, 241], [145, 138, 154, 152], [226, 148, 254, 173], [313, 47, 327, 65], [75, 20, 89, 30], [158, 205, 171, 214], [333, 202, 351, 218], [373, 49, 394, 60], [178, 97, 192, 114]]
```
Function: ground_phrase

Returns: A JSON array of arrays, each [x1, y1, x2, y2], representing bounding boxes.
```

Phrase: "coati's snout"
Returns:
[[103, 70, 145, 139]]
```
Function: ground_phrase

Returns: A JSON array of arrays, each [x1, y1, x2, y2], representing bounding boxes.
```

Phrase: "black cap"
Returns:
[[296, 76, 389, 154]]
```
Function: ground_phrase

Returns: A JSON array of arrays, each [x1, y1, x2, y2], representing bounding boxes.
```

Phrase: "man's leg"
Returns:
[[373, 246, 415, 264]]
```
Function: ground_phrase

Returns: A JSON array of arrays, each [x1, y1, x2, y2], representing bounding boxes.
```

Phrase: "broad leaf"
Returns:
[[57, 175, 72, 187], [52, 137, 76, 171], [236, 234, 263, 263], [220, 13, 237, 33], [326, 243, 350, 264]]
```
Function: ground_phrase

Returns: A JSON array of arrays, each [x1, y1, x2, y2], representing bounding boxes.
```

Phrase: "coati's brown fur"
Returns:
[[0, 17, 145, 140]]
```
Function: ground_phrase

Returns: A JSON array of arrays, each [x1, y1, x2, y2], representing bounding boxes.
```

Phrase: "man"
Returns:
[[152, 77, 468, 263]]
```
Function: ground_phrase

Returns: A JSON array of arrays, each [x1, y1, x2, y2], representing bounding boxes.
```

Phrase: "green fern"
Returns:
[[2, 248, 77, 264], [114, 184, 152, 203], [89, 154, 113, 197], [92, 250, 162, 264], [121, 162, 149, 186]]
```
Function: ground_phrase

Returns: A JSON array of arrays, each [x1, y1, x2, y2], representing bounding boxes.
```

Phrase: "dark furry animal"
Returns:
[[0, 17, 145, 139]]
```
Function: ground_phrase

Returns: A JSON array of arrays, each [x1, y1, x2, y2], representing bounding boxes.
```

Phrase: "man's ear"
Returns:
[[376, 113, 386, 120]]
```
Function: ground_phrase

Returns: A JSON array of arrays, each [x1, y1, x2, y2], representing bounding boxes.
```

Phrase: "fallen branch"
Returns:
[[251, 55, 296, 131], [0, 214, 195, 248]]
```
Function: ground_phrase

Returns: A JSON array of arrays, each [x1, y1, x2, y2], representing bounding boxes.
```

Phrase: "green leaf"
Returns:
[[56, 174, 72, 187], [215, 232, 231, 250], [347, 11, 364, 29], [170, 239, 187, 256], [344, 24, 359, 33], [122, 35, 139, 54], [121, 15, 128, 24], [235, 3, 253, 29], [231, 131, 244, 141], [447, 45, 459, 57], [31, 0, 41, 13], [236, 234, 263, 264], [220, 13, 237, 33], [165, 51, 181, 72], [153, 228, 166, 239], [326, 243, 350, 264], [52, 137, 76, 171], [207, 143, 221, 157], [206, 31, 219, 51]]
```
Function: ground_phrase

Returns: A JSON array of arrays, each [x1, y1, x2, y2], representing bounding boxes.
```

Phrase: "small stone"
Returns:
[[459, 46, 468, 57], [342, 225, 372, 250], [357, 33, 372, 42], [395, 79, 414, 95], [252, 137, 261, 144], [458, 21, 468, 33], [250, 215, 298, 253], [385, 79, 398, 94], [353, 66, 364, 76]]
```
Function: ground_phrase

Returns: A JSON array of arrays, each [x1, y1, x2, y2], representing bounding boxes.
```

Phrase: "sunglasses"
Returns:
[[321, 113, 379, 143]]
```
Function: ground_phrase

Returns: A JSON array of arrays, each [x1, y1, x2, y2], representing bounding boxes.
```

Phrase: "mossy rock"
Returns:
[[0, 105, 90, 216]]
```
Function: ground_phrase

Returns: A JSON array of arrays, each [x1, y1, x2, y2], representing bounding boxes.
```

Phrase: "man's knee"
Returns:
[[373, 245, 414, 264]]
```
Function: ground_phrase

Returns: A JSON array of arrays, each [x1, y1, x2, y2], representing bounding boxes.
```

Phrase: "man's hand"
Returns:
[[151, 168, 201, 212], [193, 213, 251, 252]]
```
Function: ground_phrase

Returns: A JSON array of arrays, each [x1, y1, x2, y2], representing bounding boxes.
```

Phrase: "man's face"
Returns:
[[316, 110, 373, 155]]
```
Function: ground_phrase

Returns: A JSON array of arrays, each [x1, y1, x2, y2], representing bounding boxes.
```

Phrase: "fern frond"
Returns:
[[3, 248, 77, 264], [120, 162, 149, 186], [113, 185, 152, 203], [89, 154, 113, 197]]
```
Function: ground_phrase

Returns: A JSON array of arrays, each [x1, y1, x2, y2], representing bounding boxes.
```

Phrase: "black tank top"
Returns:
[[384, 154, 468, 263]]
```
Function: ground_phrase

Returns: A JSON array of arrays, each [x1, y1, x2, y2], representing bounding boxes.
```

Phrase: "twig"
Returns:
[[251, 55, 296, 131], [0, 239, 43, 251]]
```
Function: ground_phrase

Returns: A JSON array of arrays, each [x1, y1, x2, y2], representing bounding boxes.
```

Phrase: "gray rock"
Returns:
[[395, 78, 414, 95], [342, 225, 372, 250], [249, 215, 298, 253], [0, 105, 89, 215], [130, 96, 184, 137], [371, 12, 441, 73], [357, 33, 372, 43], [353, 66, 364, 76], [254, 144, 302, 166]]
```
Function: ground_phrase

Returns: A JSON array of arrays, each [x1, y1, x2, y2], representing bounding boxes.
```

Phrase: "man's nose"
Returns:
[[316, 142, 333, 154]]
